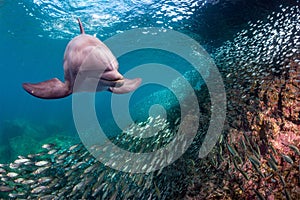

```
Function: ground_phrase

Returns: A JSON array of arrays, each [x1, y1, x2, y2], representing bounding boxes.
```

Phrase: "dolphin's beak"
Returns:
[[98, 69, 125, 88], [109, 78, 142, 94], [101, 69, 124, 82], [97, 68, 142, 93]]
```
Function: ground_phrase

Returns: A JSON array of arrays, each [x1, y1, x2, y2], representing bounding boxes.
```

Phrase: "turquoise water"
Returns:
[[0, 0, 296, 162], [0, 1, 299, 199]]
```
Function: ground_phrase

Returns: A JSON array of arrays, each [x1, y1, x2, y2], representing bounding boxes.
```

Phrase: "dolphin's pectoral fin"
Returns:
[[22, 78, 71, 99], [109, 78, 142, 94]]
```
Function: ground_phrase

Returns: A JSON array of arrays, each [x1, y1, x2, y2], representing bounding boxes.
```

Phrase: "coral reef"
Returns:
[[184, 58, 300, 200], [184, 4, 300, 199]]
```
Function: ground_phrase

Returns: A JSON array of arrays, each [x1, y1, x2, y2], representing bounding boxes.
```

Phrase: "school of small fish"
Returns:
[[0, 115, 197, 199]]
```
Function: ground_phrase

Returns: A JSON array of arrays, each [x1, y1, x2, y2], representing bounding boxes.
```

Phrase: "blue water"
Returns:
[[0, 0, 294, 162], [0, 0, 207, 162]]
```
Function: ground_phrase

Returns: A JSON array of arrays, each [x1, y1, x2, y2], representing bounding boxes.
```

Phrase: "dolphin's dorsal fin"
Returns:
[[77, 18, 85, 34]]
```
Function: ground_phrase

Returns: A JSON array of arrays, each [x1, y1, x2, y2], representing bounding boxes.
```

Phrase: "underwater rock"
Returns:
[[185, 3, 300, 200], [133, 69, 204, 121], [0, 119, 73, 163]]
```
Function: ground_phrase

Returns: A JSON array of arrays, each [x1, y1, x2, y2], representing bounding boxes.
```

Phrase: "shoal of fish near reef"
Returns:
[[210, 3, 300, 200], [0, 115, 186, 199]]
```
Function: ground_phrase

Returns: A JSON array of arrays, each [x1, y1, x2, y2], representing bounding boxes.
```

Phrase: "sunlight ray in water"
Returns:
[[22, 0, 207, 39]]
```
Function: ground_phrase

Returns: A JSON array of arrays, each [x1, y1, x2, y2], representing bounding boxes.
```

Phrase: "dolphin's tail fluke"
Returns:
[[22, 78, 71, 99], [77, 18, 85, 34]]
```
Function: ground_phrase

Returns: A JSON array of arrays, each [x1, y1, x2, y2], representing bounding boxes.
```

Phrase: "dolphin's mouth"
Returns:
[[98, 69, 125, 87], [98, 77, 125, 87]]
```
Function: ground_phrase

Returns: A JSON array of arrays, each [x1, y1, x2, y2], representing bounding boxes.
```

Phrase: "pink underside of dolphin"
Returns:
[[22, 18, 142, 99]]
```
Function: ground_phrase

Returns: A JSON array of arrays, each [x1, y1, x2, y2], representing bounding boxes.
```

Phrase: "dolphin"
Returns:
[[22, 18, 142, 99]]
